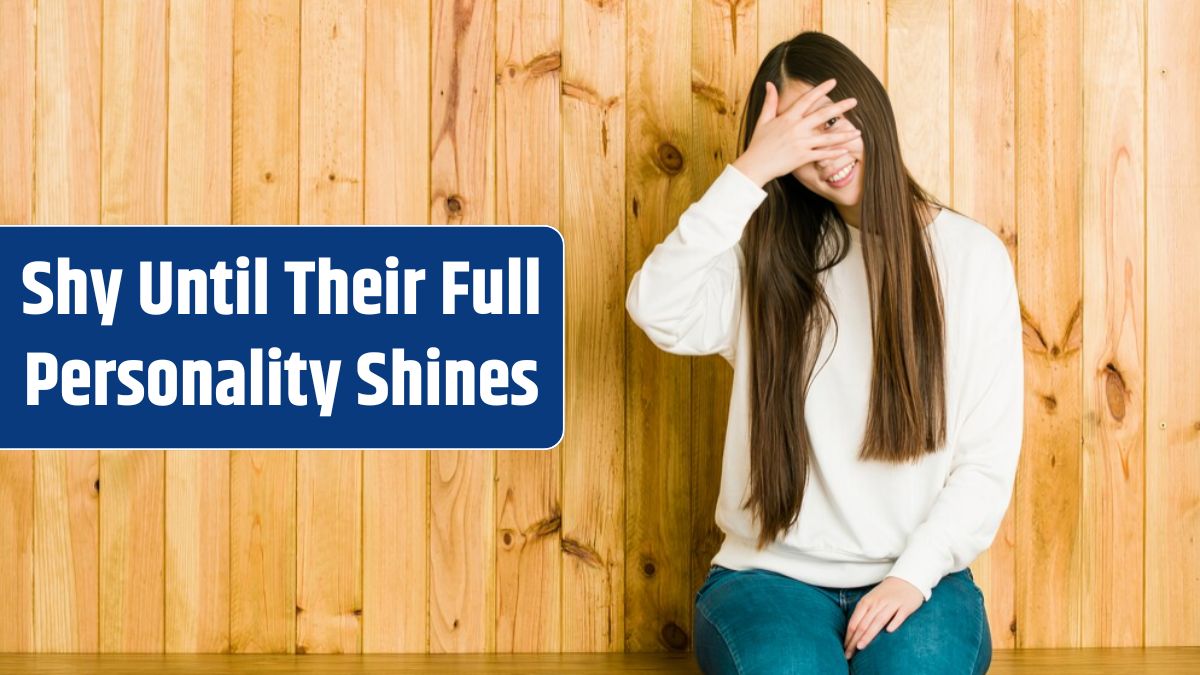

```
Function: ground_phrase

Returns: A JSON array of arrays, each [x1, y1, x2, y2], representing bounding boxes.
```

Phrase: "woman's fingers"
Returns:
[[754, 81, 779, 133], [854, 605, 897, 651], [801, 96, 859, 129], [810, 129, 862, 149], [782, 77, 838, 119]]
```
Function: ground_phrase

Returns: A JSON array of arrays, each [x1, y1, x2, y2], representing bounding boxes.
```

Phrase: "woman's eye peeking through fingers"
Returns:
[[824, 116, 840, 130]]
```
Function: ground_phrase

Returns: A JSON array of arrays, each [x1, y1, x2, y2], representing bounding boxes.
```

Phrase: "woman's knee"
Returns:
[[692, 567, 849, 674], [849, 570, 990, 675]]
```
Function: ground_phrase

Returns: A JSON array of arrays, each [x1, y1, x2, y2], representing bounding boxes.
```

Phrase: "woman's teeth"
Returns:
[[826, 159, 856, 185]]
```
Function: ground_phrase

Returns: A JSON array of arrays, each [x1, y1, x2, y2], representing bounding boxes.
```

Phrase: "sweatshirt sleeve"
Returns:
[[625, 163, 768, 364], [885, 238, 1025, 601]]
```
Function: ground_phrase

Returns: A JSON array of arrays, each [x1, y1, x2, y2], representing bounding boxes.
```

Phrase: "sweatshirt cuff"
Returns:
[[690, 164, 768, 241], [885, 538, 948, 602]]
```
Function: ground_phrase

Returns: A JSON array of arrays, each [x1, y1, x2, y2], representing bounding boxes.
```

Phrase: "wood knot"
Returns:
[[328, 173, 337, 182], [295, 644, 307, 654], [502, 530, 514, 547], [642, 560, 656, 577], [1103, 362, 1127, 421], [446, 195, 463, 214], [655, 142, 684, 174], [1009, 619, 1017, 635], [352, 608, 362, 616], [263, 172, 274, 183], [1041, 393, 1057, 412], [93, 479, 100, 492], [661, 621, 689, 651]]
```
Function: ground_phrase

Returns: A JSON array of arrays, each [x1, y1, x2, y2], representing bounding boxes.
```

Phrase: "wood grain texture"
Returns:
[[33, 451, 99, 653], [625, 0, 693, 653], [1145, 0, 1200, 648], [98, 451, 165, 652], [0, 0, 35, 652], [0, 0, 34, 223], [494, 0, 562, 654], [362, 0, 431, 654], [229, 451, 295, 654], [364, 0, 430, 226], [167, 0, 233, 224], [951, 0, 1018, 650], [232, 0, 300, 224], [561, 0, 626, 653], [689, 0, 756, 619], [165, 451, 230, 653], [30, 2, 103, 653], [34, 0, 101, 226], [299, 0, 365, 225], [0, 451, 33, 652], [296, 0, 366, 656], [428, 0, 497, 654], [1080, 0, 1145, 648], [757, 0, 821, 59], [228, 0, 300, 658], [1014, 0, 1084, 649], [822, 0, 885, 82], [100, 0, 168, 224], [888, 0, 950, 204]]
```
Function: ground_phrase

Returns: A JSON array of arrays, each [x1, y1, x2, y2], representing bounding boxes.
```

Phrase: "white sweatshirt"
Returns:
[[625, 164, 1024, 601]]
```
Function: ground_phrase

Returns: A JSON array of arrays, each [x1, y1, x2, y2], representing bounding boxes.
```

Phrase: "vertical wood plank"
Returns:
[[229, 0, 300, 655], [32, 2, 103, 652], [299, 0, 365, 225], [1080, 0, 1145, 648], [1145, 0, 1200, 648], [887, 0, 950, 203], [232, 0, 300, 224], [296, 0, 366, 656], [757, 0, 821, 58], [98, 451, 165, 652], [689, 0, 756, 614], [163, 0, 234, 655], [0, 0, 35, 223], [294, 450, 362, 654], [34, 0, 102, 226], [33, 452, 100, 653], [494, 0, 562, 653], [229, 451, 295, 653], [0, 0, 35, 651], [951, 0, 1019, 650], [0, 451, 33, 652], [165, 452, 230, 653], [100, 0, 168, 224], [97, 0, 168, 654], [364, 0, 430, 226], [561, 0, 626, 652], [429, 0, 497, 653], [166, 0, 233, 225], [821, 0, 885, 83], [1014, 0, 1083, 649], [362, 0, 430, 654], [625, 0, 693, 653]]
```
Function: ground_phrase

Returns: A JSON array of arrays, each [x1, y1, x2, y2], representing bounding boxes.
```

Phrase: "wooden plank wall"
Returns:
[[0, 0, 1196, 654]]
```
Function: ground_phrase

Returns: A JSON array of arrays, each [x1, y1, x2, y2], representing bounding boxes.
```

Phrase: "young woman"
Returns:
[[625, 31, 1023, 675]]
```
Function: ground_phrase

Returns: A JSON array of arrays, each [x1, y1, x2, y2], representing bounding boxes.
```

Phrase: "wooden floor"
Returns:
[[0, 649, 1197, 674]]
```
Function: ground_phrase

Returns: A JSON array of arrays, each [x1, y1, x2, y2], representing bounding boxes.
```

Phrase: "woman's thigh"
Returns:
[[693, 566, 849, 675], [848, 569, 991, 675]]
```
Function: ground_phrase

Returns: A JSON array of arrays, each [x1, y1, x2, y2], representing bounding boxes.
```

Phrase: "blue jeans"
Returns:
[[693, 565, 991, 674]]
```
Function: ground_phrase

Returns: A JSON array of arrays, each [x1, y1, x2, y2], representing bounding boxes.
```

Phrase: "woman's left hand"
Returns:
[[843, 576, 925, 659]]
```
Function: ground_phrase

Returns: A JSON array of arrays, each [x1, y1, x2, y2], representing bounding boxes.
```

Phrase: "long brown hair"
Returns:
[[739, 31, 949, 548]]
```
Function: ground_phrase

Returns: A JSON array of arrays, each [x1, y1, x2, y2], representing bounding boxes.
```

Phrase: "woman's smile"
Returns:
[[824, 158, 858, 188]]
